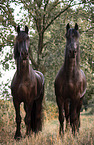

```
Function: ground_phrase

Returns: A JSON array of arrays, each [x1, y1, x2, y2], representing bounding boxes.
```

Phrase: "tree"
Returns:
[[1, 0, 92, 68], [0, 0, 94, 105]]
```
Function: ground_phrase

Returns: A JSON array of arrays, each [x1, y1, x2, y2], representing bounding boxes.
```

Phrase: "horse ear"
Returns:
[[25, 26, 28, 34], [66, 23, 70, 31], [75, 23, 78, 30], [17, 25, 20, 34]]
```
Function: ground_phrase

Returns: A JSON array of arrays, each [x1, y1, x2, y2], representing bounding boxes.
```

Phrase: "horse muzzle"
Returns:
[[20, 51, 28, 60], [69, 49, 77, 58]]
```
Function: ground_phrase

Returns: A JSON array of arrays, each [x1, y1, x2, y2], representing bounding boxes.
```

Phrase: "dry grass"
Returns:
[[0, 100, 94, 145]]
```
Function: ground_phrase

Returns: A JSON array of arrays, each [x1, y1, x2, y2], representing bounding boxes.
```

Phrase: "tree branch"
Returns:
[[43, 0, 60, 30], [0, 4, 16, 29], [43, 5, 70, 32], [44, 0, 49, 11], [43, 2, 84, 33]]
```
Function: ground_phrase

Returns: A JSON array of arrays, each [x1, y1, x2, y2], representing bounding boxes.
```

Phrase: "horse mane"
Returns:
[[14, 42, 20, 60]]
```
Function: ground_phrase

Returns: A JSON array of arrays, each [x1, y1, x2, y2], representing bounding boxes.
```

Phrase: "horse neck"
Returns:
[[16, 58, 30, 79], [64, 57, 79, 79]]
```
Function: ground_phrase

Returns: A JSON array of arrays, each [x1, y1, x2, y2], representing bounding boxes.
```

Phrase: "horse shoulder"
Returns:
[[55, 67, 65, 97]]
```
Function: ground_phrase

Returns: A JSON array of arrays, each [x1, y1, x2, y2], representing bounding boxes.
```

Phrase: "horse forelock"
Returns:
[[66, 28, 79, 39], [16, 31, 29, 42]]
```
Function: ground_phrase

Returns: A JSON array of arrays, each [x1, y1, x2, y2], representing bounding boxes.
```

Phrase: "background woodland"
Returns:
[[0, 0, 94, 109]]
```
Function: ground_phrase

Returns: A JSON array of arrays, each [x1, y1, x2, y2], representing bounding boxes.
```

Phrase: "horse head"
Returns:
[[65, 23, 80, 60], [14, 25, 30, 61]]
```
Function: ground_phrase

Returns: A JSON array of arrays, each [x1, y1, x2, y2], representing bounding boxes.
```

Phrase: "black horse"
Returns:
[[11, 26, 44, 140], [55, 23, 87, 135]]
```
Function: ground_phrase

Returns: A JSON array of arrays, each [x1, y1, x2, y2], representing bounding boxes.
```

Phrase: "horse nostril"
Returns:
[[21, 51, 28, 56], [69, 50, 71, 53], [21, 51, 24, 56]]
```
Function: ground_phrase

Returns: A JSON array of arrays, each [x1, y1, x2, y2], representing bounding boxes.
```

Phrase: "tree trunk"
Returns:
[[37, 32, 44, 67]]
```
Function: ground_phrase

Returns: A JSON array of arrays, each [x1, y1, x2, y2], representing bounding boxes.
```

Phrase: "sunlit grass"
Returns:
[[0, 100, 94, 145]]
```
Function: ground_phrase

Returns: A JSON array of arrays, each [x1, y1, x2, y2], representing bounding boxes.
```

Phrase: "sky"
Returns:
[[0, 46, 16, 99], [0, 4, 22, 99]]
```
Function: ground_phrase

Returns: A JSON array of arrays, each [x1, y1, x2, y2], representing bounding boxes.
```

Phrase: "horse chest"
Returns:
[[63, 79, 79, 97], [17, 81, 35, 99], [68, 80, 76, 92], [68, 80, 82, 98]]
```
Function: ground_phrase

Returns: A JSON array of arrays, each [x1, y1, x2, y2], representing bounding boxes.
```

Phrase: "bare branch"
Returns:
[[44, 0, 49, 11]]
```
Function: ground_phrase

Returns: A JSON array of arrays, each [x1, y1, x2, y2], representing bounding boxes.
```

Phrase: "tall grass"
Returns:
[[0, 100, 94, 145]]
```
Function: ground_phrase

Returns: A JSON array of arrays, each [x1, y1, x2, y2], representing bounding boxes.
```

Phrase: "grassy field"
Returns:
[[0, 100, 94, 145]]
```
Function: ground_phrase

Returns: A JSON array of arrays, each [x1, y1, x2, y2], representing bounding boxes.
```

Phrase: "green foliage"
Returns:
[[0, 0, 94, 109]]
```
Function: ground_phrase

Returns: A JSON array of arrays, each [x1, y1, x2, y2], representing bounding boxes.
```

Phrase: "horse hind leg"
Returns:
[[77, 98, 83, 132], [13, 101, 22, 140], [64, 101, 70, 131], [24, 103, 32, 136], [34, 93, 43, 133], [70, 101, 78, 136]]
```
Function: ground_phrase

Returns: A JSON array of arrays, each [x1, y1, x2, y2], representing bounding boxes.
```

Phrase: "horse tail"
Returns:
[[31, 92, 43, 133], [31, 70, 44, 133]]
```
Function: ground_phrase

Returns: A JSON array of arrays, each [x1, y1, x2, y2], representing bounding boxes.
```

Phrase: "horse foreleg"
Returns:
[[13, 101, 22, 140], [77, 98, 83, 132], [58, 104, 64, 135]]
